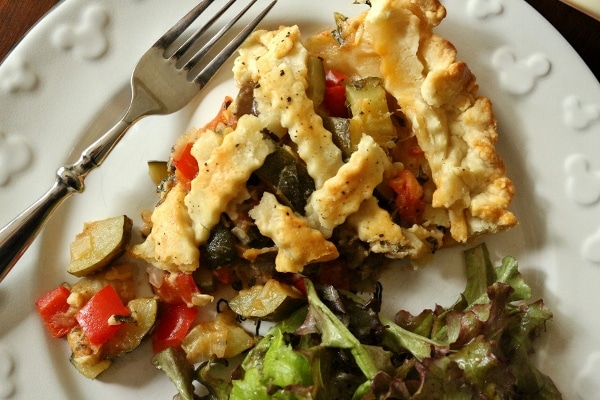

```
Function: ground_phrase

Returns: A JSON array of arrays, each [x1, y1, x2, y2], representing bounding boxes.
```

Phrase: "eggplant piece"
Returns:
[[228, 279, 306, 321], [346, 77, 397, 148], [244, 224, 275, 248], [67, 215, 133, 277], [201, 221, 239, 269], [254, 144, 315, 213], [234, 80, 257, 117]]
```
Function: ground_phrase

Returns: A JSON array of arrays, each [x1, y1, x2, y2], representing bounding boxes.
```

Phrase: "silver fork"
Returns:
[[0, 0, 277, 283]]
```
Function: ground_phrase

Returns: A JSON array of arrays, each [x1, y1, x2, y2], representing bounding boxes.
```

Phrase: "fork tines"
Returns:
[[155, 0, 277, 84]]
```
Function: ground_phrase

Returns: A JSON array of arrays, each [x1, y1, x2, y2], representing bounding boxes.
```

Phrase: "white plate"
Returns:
[[1, 0, 599, 399]]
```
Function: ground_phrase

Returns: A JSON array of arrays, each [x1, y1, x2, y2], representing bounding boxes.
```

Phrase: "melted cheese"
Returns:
[[249, 192, 339, 273]]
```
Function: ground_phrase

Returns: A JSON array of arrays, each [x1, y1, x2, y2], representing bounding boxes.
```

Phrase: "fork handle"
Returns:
[[0, 118, 134, 283], [0, 179, 72, 282]]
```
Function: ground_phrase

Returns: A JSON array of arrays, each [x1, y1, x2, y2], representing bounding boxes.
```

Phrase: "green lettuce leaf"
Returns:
[[231, 326, 313, 400]]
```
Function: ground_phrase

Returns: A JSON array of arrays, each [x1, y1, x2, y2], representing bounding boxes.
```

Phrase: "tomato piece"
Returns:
[[35, 285, 78, 338], [152, 303, 198, 353], [76, 285, 130, 346], [173, 142, 199, 183], [388, 169, 425, 225], [151, 272, 202, 307]]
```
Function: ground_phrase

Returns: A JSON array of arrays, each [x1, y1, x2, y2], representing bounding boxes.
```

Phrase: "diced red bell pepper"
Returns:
[[173, 97, 234, 185], [388, 169, 425, 225], [151, 272, 202, 307], [325, 69, 347, 87], [323, 85, 348, 118], [35, 285, 78, 338], [152, 303, 198, 353], [173, 142, 199, 184], [75, 285, 130, 346], [323, 69, 348, 118]]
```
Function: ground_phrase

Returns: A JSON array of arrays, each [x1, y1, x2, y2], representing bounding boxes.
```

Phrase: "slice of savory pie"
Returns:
[[133, 0, 517, 275]]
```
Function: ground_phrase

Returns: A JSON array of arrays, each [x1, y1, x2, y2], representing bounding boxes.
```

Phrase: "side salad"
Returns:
[[157, 243, 561, 399], [36, 236, 561, 399]]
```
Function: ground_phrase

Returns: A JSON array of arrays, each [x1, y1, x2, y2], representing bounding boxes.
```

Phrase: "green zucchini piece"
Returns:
[[197, 359, 233, 400], [147, 160, 169, 186], [254, 144, 315, 213], [152, 347, 196, 400], [70, 353, 112, 380], [193, 266, 217, 293], [68, 326, 111, 379], [182, 310, 255, 362], [346, 77, 396, 148], [104, 297, 158, 359], [322, 116, 353, 160], [307, 56, 326, 108], [67, 215, 133, 277], [332, 12, 349, 45], [69, 297, 158, 379], [228, 279, 306, 321]]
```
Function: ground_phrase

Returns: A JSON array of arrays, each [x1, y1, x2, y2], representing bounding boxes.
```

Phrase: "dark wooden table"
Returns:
[[1, 0, 598, 81]]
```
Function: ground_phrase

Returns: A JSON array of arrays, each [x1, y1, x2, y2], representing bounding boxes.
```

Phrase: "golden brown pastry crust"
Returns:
[[307, 0, 517, 243], [133, 0, 517, 274]]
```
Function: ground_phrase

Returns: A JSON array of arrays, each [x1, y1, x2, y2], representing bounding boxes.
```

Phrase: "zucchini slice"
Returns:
[[346, 77, 397, 148], [67, 215, 133, 277], [229, 279, 306, 321]]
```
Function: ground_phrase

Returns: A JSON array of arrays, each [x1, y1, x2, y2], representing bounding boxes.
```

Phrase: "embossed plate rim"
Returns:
[[0, 0, 599, 399]]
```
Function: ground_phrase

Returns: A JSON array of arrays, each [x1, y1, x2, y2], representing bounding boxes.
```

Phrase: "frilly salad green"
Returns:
[[156, 243, 560, 400]]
